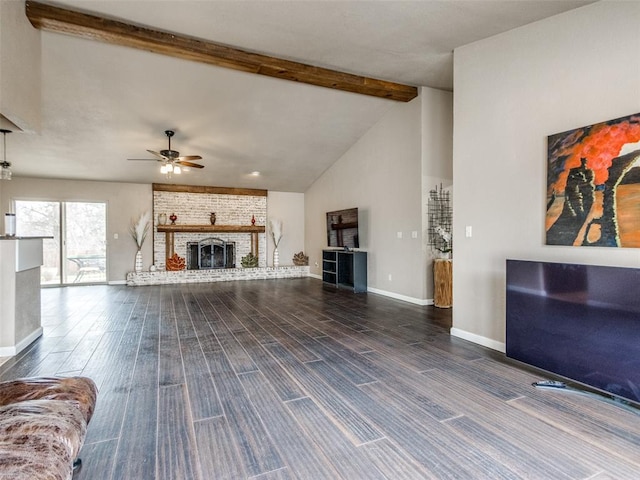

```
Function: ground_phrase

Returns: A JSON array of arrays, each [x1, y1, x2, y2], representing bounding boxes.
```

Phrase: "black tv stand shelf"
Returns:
[[322, 249, 367, 293]]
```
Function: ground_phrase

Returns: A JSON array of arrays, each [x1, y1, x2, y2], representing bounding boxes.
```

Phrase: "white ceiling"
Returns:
[[7, 0, 593, 191]]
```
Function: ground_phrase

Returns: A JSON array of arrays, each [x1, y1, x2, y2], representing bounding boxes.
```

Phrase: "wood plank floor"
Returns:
[[2, 278, 639, 479]]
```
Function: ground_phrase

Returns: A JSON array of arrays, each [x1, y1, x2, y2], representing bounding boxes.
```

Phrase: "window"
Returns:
[[15, 201, 107, 285]]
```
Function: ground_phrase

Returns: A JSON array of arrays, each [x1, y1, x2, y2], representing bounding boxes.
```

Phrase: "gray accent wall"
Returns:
[[452, 1, 640, 351], [305, 87, 453, 303]]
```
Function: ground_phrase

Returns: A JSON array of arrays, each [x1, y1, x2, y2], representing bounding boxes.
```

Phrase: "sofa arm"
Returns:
[[0, 399, 87, 480], [0, 376, 97, 424]]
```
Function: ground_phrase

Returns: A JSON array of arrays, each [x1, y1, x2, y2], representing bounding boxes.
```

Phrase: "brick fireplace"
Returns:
[[152, 184, 267, 270], [127, 184, 309, 286]]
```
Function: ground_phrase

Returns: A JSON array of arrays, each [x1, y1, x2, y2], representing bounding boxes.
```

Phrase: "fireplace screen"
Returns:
[[187, 238, 235, 269]]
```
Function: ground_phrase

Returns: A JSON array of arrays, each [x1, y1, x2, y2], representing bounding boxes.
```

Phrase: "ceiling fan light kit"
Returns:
[[160, 163, 181, 175]]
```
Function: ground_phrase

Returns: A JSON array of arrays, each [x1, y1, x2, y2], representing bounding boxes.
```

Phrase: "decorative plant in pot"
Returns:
[[292, 251, 309, 266], [269, 219, 283, 267], [130, 211, 151, 272], [241, 252, 259, 268]]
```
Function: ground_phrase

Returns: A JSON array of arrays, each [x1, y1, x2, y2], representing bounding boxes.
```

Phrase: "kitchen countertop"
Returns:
[[0, 236, 53, 240]]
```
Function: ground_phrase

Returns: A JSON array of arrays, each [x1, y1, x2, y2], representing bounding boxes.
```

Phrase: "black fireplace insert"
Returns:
[[187, 238, 235, 269]]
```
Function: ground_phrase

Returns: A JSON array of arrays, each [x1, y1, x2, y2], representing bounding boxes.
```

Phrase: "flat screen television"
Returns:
[[506, 259, 640, 406], [326, 208, 359, 249]]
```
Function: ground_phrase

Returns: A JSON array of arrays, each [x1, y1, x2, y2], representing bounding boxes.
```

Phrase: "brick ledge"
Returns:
[[126, 266, 309, 286]]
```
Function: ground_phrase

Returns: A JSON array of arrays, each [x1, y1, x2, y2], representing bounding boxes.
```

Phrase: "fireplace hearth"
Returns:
[[187, 238, 235, 269]]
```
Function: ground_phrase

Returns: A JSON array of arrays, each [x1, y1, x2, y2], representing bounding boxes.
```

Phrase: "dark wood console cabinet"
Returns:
[[322, 250, 367, 293]]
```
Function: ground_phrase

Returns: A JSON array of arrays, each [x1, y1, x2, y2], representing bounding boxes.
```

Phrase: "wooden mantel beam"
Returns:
[[25, 1, 418, 102]]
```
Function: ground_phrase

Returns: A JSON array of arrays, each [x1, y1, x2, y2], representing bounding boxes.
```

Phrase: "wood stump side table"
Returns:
[[433, 259, 452, 308]]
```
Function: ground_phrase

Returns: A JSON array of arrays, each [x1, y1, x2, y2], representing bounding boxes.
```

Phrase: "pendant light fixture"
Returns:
[[0, 129, 12, 181]]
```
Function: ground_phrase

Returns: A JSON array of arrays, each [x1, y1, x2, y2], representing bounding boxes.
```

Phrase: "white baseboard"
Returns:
[[0, 327, 43, 357], [108, 280, 126, 285], [308, 274, 431, 306], [450, 327, 505, 353], [367, 287, 432, 306]]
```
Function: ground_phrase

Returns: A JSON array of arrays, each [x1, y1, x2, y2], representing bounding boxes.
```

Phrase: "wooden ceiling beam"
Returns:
[[25, 1, 418, 102], [152, 183, 267, 197]]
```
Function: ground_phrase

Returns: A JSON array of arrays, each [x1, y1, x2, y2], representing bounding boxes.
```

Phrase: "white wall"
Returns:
[[421, 88, 453, 299], [0, 178, 306, 282], [453, 1, 640, 351], [305, 94, 426, 302], [1, 177, 152, 283], [267, 191, 305, 267]]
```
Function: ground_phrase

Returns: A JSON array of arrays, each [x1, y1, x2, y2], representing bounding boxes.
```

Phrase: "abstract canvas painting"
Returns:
[[546, 113, 640, 247]]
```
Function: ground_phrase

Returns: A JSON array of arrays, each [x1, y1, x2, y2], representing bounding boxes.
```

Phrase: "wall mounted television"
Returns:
[[326, 208, 359, 249], [506, 259, 640, 406]]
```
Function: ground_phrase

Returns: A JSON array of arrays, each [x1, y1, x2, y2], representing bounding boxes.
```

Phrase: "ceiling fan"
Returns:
[[129, 130, 204, 175]]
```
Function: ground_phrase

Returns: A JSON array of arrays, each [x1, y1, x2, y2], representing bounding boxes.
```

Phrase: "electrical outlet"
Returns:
[[465, 225, 473, 238], [397, 231, 402, 239], [114, 233, 118, 239], [411, 231, 418, 238], [388, 274, 392, 281]]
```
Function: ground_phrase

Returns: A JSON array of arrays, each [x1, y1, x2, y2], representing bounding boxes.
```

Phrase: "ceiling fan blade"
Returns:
[[128, 158, 162, 162], [136, 132, 203, 169], [147, 149, 167, 160], [176, 160, 205, 169]]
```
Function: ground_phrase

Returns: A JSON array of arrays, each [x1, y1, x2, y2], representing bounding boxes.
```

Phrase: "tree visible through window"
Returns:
[[15, 201, 106, 285], [64, 202, 106, 284]]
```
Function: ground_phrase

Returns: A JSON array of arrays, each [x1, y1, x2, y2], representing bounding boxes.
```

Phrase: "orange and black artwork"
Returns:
[[546, 113, 640, 247]]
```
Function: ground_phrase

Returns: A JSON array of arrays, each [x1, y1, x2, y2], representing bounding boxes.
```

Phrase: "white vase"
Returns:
[[436, 250, 451, 260], [273, 248, 279, 268], [135, 249, 143, 272]]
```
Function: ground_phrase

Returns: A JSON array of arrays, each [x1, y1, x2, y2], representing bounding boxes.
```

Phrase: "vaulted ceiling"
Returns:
[[6, 0, 593, 191]]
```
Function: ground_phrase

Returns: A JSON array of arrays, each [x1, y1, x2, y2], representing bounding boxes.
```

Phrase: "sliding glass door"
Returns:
[[15, 200, 107, 285], [63, 202, 107, 284], [14, 201, 61, 285]]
